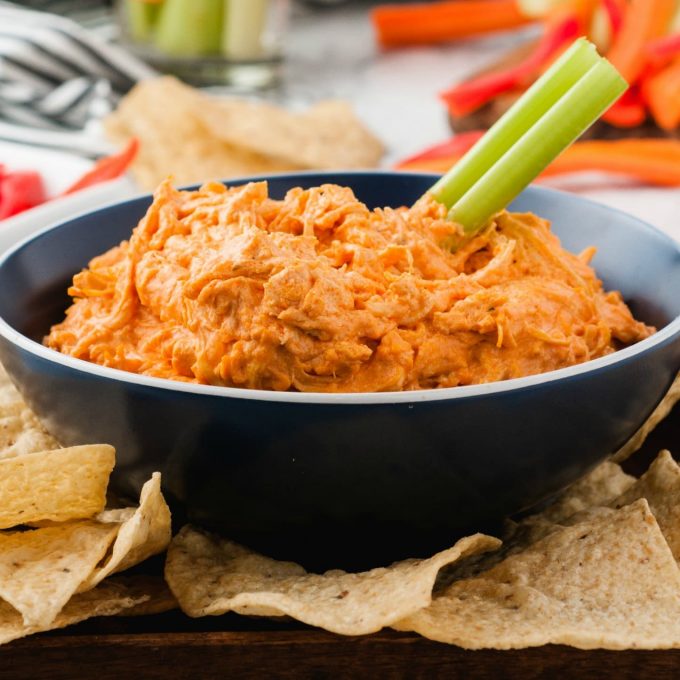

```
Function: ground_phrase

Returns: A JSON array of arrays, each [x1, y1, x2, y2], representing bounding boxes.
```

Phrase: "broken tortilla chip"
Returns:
[[0, 445, 115, 529], [197, 98, 385, 170], [612, 373, 680, 463], [80, 472, 172, 590], [105, 77, 296, 190], [104, 77, 383, 190], [0, 521, 119, 627], [452, 460, 641, 578], [0, 471, 170, 632], [165, 526, 499, 636], [609, 450, 680, 562], [0, 365, 59, 460], [521, 460, 635, 527], [394, 500, 680, 650], [0, 577, 149, 646]]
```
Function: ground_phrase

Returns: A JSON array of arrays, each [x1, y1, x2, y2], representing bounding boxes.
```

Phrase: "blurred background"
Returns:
[[0, 0, 678, 241]]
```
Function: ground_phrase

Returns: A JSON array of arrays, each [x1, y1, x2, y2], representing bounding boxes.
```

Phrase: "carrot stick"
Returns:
[[567, 0, 600, 33], [397, 138, 680, 186], [603, 0, 676, 84], [543, 139, 680, 185], [642, 56, 680, 131], [371, 0, 532, 49]]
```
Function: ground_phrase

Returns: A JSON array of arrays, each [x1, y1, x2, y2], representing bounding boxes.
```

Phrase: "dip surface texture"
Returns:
[[45, 181, 654, 392]]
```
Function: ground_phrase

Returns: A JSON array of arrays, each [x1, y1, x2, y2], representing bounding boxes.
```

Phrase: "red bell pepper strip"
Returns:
[[0, 170, 46, 219], [602, 0, 625, 37], [603, 86, 647, 128], [371, 0, 532, 49], [440, 14, 581, 117], [646, 33, 680, 63], [61, 138, 139, 196], [395, 131, 484, 168]]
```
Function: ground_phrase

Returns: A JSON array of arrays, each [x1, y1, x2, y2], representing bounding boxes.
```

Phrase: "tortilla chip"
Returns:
[[520, 460, 635, 527], [460, 459, 638, 577], [80, 473, 172, 590], [105, 77, 304, 190], [0, 577, 149, 646], [612, 373, 680, 463], [105, 77, 383, 190], [452, 453, 678, 586], [0, 445, 115, 529], [165, 526, 500, 635], [395, 500, 680, 649], [0, 521, 119, 627], [609, 450, 680, 561], [198, 98, 385, 170], [96, 507, 136, 523], [0, 365, 59, 460]]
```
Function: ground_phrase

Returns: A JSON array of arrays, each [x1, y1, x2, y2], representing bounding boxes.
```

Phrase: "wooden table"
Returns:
[[4, 611, 680, 680]]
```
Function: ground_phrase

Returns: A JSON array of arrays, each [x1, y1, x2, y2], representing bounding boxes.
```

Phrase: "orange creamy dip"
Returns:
[[46, 180, 654, 392]]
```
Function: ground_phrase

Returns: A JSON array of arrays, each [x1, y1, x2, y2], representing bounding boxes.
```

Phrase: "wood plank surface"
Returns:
[[4, 620, 680, 680]]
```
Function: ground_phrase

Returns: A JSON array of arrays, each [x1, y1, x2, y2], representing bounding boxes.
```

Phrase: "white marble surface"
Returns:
[[280, 2, 680, 241]]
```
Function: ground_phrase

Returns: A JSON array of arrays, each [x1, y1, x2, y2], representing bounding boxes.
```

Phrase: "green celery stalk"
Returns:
[[125, 0, 160, 43], [222, 0, 269, 59], [447, 57, 627, 233], [429, 38, 601, 209], [154, 0, 224, 56]]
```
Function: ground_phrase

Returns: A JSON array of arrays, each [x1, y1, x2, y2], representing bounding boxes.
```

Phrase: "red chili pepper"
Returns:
[[395, 131, 484, 168], [440, 14, 581, 117], [61, 138, 139, 196], [0, 170, 47, 219]]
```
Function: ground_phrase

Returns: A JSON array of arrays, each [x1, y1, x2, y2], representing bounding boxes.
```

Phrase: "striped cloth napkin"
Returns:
[[0, 2, 156, 155]]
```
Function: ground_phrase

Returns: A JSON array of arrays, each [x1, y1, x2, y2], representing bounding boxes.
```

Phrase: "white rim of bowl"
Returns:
[[0, 173, 679, 405]]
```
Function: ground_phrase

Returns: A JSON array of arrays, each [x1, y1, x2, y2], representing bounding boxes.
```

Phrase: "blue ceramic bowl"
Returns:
[[1, 172, 679, 569]]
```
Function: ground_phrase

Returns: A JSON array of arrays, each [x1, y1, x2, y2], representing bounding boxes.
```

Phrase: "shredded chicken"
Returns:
[[45, 180, 654, 392]]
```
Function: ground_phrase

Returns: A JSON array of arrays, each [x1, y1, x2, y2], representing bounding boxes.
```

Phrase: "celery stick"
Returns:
[[125, 0, 160, 42], [448, 58, 627, 233], [429, 38, 600, 209], [154, 0, 224, 56], [222, 0, 269, 59]]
